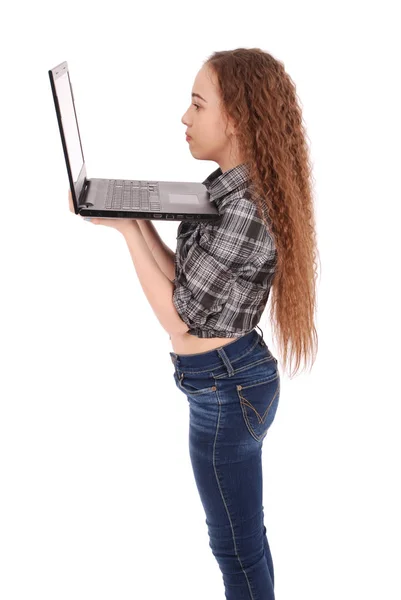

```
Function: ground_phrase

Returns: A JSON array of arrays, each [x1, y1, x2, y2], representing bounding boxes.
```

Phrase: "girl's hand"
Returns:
[[68, 189, 75, 214], [68, 190, 137, 235]]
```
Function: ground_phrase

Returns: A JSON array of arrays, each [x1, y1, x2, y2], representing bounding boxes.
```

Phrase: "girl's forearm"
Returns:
[[137, 220, 176, 282], [123, 222, 188, 336]]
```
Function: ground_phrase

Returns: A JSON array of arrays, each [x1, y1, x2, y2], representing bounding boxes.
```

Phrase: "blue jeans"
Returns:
[[169, 326, 280, 600]]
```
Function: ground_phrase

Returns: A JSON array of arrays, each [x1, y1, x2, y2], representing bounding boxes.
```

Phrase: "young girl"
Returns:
[[76, 47, 319, 599]]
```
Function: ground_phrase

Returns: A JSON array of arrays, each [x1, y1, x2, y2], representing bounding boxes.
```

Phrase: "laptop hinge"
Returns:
[[77, 178, 93, 208]]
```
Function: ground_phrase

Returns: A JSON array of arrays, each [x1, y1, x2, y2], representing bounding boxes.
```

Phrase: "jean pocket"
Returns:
[[174, 371, 217, 396], [236, 372, 280, 442]]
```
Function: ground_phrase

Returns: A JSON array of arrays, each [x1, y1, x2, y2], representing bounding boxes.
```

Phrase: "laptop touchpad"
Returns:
[[168, 194, 200, 204]]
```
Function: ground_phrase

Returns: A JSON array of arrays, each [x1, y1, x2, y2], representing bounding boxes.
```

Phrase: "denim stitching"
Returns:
[[175, 334, 262, 377], [214, 354, 275, 380], [213, 380, 256, 599], [176, 339, 266, 377], [239, 381, 279, 423], [237, 379, 280, 442], [178, 372, 217, 395]]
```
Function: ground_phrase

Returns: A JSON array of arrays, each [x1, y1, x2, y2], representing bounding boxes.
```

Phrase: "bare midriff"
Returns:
[[169, 331, 241, 355]]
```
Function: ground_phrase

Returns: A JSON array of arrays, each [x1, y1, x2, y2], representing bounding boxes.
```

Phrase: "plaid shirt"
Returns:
[[172, 163, 278, 338]]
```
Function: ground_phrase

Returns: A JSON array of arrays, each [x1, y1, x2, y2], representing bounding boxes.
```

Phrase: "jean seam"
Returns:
[[213, 381, 256, 599]]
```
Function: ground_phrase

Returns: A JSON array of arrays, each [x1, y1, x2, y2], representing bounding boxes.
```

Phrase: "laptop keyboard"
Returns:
[[105, 180, 161, 211]]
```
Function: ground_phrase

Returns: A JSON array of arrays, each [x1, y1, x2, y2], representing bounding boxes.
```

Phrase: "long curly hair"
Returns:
[[204, 48, 320, 377]]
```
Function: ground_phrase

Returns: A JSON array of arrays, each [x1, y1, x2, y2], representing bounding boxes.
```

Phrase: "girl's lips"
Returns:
[[186, 135, 192, 141]]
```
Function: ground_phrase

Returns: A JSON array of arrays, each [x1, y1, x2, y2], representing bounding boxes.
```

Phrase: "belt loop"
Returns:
[[256, 325, 265, 345], [216, 346, 235, 376]]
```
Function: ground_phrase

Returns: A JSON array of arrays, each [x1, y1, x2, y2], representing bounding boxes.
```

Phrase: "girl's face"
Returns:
[[181, 65, 243, 173]]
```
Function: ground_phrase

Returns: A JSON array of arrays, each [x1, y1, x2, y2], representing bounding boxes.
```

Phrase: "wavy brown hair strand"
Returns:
[[204, 48, 320, 378]]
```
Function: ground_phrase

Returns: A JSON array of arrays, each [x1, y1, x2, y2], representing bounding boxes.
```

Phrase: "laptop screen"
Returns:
[[51, 66, 85, 199]]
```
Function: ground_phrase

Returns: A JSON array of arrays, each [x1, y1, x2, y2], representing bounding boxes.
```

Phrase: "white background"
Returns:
[[1, 1, 400, 599]]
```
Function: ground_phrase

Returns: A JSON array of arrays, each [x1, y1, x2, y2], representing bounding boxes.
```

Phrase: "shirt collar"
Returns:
[[202, 162, 251, 203]]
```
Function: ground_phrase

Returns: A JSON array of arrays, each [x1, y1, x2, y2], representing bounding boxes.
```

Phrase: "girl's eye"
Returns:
[[192, 103, 200, 111]]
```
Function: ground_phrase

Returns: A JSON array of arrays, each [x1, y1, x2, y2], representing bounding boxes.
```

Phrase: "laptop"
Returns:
[[48, 61, 219, 222]]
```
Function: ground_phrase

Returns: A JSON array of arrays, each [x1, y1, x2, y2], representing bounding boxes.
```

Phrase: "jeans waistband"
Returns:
[[169, 326, 265, 371]]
